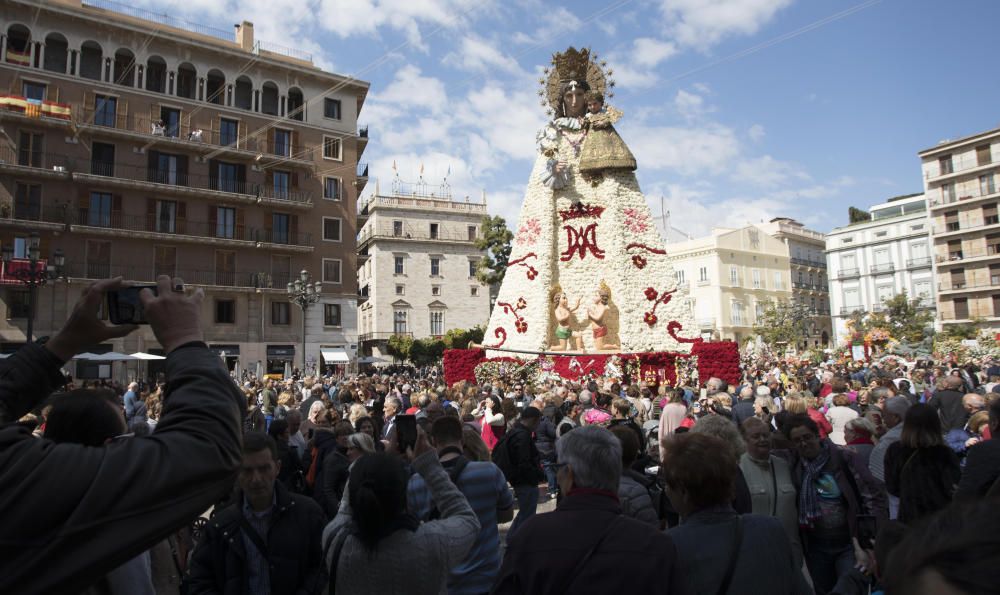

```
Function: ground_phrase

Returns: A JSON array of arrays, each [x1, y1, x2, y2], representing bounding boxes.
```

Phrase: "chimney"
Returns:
[[235, 21, 255, 51]]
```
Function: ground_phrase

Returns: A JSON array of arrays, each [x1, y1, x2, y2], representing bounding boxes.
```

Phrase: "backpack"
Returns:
[[428, 455, 471, 520], [491, 429, 518, 483], [625, 468, 668, 522]]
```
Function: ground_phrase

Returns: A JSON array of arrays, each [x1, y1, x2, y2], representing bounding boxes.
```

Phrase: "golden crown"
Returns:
[[538, 46, 615, 115]]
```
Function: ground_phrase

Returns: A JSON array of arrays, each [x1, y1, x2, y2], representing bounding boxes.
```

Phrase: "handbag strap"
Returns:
[[323, 529, 349, 595], [716, 516, 744, 595], [559, 516, 622, 595]]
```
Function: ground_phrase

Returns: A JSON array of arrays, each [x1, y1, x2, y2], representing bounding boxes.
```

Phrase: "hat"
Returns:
[[755, 386, 771, 397]]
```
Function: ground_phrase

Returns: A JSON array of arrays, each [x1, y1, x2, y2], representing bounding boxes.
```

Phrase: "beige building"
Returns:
[[666, 225, 792, 344], [758, 217, 832, 348], [921, 127, 1000, 331], [357, 179, 490, 360], [0, 0, 369, 377]]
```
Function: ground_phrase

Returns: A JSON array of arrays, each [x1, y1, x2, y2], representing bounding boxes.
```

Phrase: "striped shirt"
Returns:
[[242, 493, 276, 595]]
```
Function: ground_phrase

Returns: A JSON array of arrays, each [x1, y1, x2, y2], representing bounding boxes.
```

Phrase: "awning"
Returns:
[[130, 352, 166, 360], [321, 348, 350, 363], [209, 345, 240, 356]]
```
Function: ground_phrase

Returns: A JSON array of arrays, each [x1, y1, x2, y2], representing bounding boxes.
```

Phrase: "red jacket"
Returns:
[[808, 408, 832, 439]]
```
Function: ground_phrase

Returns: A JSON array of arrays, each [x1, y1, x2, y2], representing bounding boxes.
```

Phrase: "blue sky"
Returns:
[[138, 0, 1000, 236]]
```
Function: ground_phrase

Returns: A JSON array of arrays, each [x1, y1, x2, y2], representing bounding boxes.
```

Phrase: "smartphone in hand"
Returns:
[[396, 414, 417, 454], [107, 285, 158, 325]]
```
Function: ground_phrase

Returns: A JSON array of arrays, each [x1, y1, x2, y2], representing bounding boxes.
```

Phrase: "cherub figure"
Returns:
[[551, 289, 584, 352], [587, 283, 619, 352], [578, 91, 637, 179]]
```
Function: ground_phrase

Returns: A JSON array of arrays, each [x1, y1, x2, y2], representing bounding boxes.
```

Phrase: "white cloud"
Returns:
[[607, 37, 678, 89], [368, 64, 449, 115], [623, 123, 741, 176], [632, 37, 679, 68], [732, 155, 809, 187], [443, 35, 524, 75], [317, 0, 485, 50], [508, 6, 584, 45], [674, 89, 712, 120], [748, 123, 766, 142], [455, 86, 547, 162], [659, 0, 795, 50]]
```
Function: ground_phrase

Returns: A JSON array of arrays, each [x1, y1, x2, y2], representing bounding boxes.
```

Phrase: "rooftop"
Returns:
[[918, 125, 1000, 158]]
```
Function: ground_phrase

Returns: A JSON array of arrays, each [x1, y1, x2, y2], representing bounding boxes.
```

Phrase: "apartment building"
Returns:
[[826, 194, 934, 340], [356, 179, 490, 360], [0, 0, 369, 376], [666, 225, 792, 344], [920, 127, 1000, 331], [758, 217, 832, 348]]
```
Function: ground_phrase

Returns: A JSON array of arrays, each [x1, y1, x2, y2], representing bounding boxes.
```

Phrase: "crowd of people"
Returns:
[[3, 277, 1000, 594]]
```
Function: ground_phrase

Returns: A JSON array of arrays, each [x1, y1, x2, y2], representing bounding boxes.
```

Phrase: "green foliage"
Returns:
[[386, 334, 413, 362], [880, 291, 934, 343], [443, 325, 485, 349], [938, 320, 982, 341], [849, 207, 871, 223], [475, 215, 513, 286], [752, 299, 812, 349], [410, 337, 446, 367]]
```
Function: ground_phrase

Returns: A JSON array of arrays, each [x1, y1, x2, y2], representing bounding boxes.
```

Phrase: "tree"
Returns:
[[880, 291, 934, 343], [753, 299, 812, 348], [475, 215, 513, 286], [410, 337, 446, 367], [848, 207, 871, 224], [443, 325, 485, 349], [386, 334, 413, 363]]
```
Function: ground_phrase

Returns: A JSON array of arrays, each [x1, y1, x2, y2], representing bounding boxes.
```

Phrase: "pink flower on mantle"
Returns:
[[623, 208, 650, 234], [515, 218, 542, 245]]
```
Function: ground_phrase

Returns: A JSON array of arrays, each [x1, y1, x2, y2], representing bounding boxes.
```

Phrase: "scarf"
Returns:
[[798, 440, 831, 528]]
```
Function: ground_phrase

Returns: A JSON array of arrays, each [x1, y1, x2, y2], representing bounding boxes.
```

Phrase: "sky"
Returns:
[[134, 0, 1000, 237]]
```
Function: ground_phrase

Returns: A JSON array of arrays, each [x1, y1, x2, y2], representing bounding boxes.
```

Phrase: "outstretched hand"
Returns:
[[404, 428, 433, 462], [139, 276, 205, 354], [46, 278, 138, 362]]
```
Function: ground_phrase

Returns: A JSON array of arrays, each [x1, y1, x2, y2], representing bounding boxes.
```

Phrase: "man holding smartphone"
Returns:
[[0, 277, 246, 593]]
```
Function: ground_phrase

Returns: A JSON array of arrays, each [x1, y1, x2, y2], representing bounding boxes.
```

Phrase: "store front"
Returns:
[[209, 344, 240, 372], [266, 345, 295, 378], [320, 346, 350, 376]]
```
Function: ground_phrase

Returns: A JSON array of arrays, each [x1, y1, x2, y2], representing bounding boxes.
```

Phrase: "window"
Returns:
[[393, 221, 403, 236], [698, 267, 708, 283], [88, 192, 113, 227], [214, 161, 242, 193], [432, 285, 441, 296], [430, 257, 441, 276], [324, 98, 342, 120], [273, 129, 291, 157], [396, 284, 405, 295], [939, 155, 954, 175], [220, 118, 239, 146], [160, 107, 180, 138], [977, 144, 992, 167], [394, 256, 404, 275], [981, 174, 996, 197], [730, 301, 744, 326], [85, 240, 111, 278], [323, 177, 341, 200], [755, 301, 764, 322], [324, 304, 342, 326], [430, 311, 444, 336], [911, 224, 924, 231], [430, 223, 439, 239], [91, 94, 117, 127], [273, 171, 290, 199], [216, 207, 236, 239], [774, 271, 783, 289], [272, 213, 290, 244], [17, 132, 43, 168], [6, 289, 30, 319], [470, 286, 479, 297], [215, 250, 235, 286], [91, 142, 115, 176], [215, 299, 235, 324], [22, 81, 46, 102], [323, 217, 342, 242], [323, 259, 342, 284], [393, 310, 408, 334], [469, 260, 478, 277], [874, 231, 887, 238], [468, 225, 477, 241], [156, 200, 177, 233], [676, 269, 686, 284], [271, 255, 291, 287], [942, 183, 955, 203], [323, 136, 342, 160], [752, 269, 761, 289], [953, 297, 969, 320], [13, 183, 41, 220], [271, 301, 290, 325], [984, 205, 999, 226], [729, 266, 739, 286], [841, 237, 853, 244]]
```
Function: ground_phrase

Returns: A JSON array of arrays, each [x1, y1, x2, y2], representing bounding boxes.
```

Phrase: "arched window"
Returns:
[[176, 62, 196, 99], [146, 55, 166, 93], [43, 33, 68, 73], [234, 75, 253, 110], [113, 48, 135, 86], [206, 69, 225, 105], [287, 87, 304, 121], [5, 25, 32, 66], [261, 81, 279, 116], [79, 40, 103, 81]]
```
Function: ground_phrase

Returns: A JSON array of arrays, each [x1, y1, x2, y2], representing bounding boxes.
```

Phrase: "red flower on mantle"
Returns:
[[632, 254, 647, 269], [626, 242, 667, 270], [644, 287, 659, 301], [497, 298, 529, 335], [508, 253, 539, 281], [640, 287, 676, 328], [644, 311, 658, 326]]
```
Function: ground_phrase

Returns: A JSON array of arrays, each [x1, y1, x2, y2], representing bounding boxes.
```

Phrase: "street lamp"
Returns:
[[2, 232, 65, 342], [287, 268, 321, 374]]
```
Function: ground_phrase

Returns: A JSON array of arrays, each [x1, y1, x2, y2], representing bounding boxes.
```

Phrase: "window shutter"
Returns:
[[146, 198, 156, 231], [291, 130, 299, 155], [291, 172, 299, 188], [290, 215, 299, 244], [236, 208, 245, 240], [177, 155, 188, 186], [176, 201, 186, 234], [265, 212, 273, 242], [78, 190, 90, 220], [237, 164, 247, 192], [112, 194, 123, 227]]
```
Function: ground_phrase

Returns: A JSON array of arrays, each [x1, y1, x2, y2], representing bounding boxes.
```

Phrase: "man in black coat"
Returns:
[[186, 432, 325, 595], [731, 386, 757, 426], [504, 406, 544, 537], [493, 426, 686, 594], [0, 277, 246, 594], [928, 375, 969, 431], [956, 398, 1000, 500]]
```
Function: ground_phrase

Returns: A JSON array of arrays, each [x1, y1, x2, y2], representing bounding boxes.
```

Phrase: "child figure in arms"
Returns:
[[578, 91, 637, 180]]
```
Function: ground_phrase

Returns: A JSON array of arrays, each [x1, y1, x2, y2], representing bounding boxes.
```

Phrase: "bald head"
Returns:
[[945, 376, 964, 391]]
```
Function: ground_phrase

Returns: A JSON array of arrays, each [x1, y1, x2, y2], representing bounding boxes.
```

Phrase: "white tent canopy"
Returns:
[[321, 348, 350, 363], [130, 352, 166, 360], [73, 352, 137, 361]]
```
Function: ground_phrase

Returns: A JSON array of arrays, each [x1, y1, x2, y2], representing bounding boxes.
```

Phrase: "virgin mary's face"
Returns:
[[563, 88, 587, 117]]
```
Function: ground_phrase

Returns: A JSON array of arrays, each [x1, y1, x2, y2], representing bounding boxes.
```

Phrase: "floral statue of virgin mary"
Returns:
[[482, 47, 699, 356]]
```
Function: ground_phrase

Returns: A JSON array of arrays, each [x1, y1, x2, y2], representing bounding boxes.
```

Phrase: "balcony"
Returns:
[[358, 228, 477, 249], [906, 257, 933, 268], [935, 247, 1000, 267], [929, 185, 1000, 210], [359, 331, 412, 343], [926, 157, 996, 184], [76, 162, 313, 207], [790, 257, 827, 268], [62, 261, 293, 290], [696, 318, 716, 329], [0, 94, 73, 126], [938, 280, 1000, 294], [0, 147, 72, 180], [870, 263, 895, 274], [357, 126, 369, 156], [838, 268, 860, 279], [839, 306, 865, 316]]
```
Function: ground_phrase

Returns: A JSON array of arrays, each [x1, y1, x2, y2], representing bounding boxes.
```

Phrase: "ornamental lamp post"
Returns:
[[287, 268, 321, 374], [2, 232, 65, 343]]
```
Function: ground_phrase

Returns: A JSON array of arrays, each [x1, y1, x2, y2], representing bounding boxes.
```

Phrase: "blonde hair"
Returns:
[[278, 391, 295, 407], [784, 394, 807, 415], [348, 403, 368, 426]]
